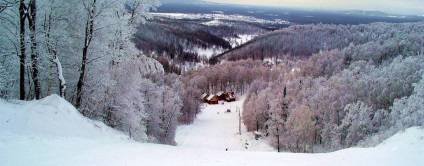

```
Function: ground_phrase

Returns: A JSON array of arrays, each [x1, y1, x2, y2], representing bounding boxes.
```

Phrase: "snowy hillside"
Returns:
[[151, 13, 290, 25], [224, 34, 257, 48], [175, 97, 274, 151], [1, 95, 424, 166]]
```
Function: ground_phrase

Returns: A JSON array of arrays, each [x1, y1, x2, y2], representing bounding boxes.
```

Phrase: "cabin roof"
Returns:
[[207, 95, 216, 101]]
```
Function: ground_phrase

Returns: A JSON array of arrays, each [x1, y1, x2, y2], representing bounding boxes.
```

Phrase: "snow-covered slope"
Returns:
[[1, 95, 424, 166], [176, 96, 274, 151], [185, 46, 224, 59], [0, 95, 125, 139], [224, 34, 257, 48]]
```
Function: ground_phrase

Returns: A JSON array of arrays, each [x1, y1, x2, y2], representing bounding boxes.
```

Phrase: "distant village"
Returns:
[[201, 91, 236, 104]]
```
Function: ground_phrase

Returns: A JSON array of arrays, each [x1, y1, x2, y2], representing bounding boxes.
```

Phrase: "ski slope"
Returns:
[[175, 96, 274, 151], [1, 95, 424, 166]]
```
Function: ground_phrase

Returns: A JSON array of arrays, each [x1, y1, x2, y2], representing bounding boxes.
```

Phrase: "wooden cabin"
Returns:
[[201, 93, 209, 103], [217, 91, 226, 100], [206, 95, 219, 105], [225, 92, 236, 102]]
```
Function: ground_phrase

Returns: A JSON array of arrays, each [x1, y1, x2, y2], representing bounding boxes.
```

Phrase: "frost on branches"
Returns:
[[0, 0, 193, 145], [390, 75, 424, 129], [184, 22, 424, 152]]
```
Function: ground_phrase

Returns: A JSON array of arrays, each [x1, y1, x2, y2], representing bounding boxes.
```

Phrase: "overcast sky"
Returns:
[[199, 0, 424, 15]]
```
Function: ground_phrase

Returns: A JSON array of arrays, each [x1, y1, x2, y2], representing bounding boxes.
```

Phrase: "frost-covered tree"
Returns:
[[390, 75, 424, 129], [266, 93, 288, 152], [160, 86, 182, 144], [285, 105, 315, 153], [179, 77, 201, 124], [72, 0, 160, 108], [142, 78, 163, 142], [0, 0, 192, 145], [340, 101, 374, 147], [104, 60, 149, 141], [243, 93, 258, 131]]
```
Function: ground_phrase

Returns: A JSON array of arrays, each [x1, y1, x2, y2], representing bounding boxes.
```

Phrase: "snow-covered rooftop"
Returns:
[[207, 95, 216, 101], [207, 95, 216, 100]]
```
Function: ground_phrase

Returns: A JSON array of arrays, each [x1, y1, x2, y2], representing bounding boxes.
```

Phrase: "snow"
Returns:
[[202, 19, 224, 26], [206, 95, 216, 101], [52, 56, 66, 95], [225, 34, 257, 47], [291, 67, 301, 74], [183, 35, 257, 59], [175, 96, 274, 151], [186, 46, 224, 59], [1, 95, 424, 166], [151, 13, 290, 25], [0, 95, 123, 138]]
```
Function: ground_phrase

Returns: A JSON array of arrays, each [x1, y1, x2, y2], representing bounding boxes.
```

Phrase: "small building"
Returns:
[[225, 92, 236, 102], [206, 94, 219, 105], [201, 93, 209, 103], [217, 91, 226, 100]]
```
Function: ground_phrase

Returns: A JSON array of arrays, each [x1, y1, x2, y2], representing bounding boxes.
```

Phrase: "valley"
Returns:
[[1, 0, 424, 165]]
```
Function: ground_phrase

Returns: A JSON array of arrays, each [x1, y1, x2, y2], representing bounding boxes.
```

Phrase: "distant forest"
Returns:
[[213, 22, 424, 64], [133, 17, 268, 73]]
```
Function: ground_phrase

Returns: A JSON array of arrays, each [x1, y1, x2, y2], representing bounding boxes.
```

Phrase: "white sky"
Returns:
[[204, 0, 424, 15]]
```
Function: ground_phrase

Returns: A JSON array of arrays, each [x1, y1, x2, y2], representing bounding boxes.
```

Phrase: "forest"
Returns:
[[212, 22, 424, 64], [133, 16, 268, 73], [1, 0, 423, 152], [186, 22, 424, 152]]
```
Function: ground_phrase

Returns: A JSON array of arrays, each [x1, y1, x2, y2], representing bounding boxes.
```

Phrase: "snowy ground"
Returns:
[[175, 96, 274, 151], [185, 46, 224, 59], [151, 13, 290, 25], [1, 95, 424, 166], [183, 35, 257, 59], [224, 34, 257, 48]]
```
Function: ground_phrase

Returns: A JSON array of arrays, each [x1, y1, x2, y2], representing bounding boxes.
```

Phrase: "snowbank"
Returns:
[[0, 94, 126, 139], [1, 95, 423, 166]]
